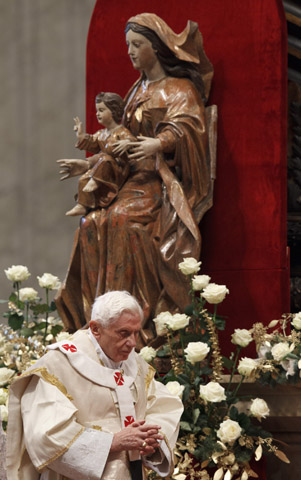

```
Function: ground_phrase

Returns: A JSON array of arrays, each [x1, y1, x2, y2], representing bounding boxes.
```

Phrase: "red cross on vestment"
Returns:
[[62, 344, 77, 353], [114, 371, 124, 386], [124, 416, 135, 427]]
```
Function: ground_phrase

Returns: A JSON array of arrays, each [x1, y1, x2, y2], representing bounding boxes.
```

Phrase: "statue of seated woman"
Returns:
[[55, 13, 217, 345]]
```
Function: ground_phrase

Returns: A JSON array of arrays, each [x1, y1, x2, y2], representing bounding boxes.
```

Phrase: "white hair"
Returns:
[[91, 291, 143, 327]]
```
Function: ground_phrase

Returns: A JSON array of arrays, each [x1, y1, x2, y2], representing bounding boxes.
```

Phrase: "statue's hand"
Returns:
[[112, 139, 132, 155], [127, 136, 161, 162], [73, 116, 85, 141], [57, 159, 89, 181]]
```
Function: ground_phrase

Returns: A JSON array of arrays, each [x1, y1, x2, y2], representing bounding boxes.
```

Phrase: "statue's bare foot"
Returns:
[[83, 178, 98, 192], [65, 204, 87, 216]]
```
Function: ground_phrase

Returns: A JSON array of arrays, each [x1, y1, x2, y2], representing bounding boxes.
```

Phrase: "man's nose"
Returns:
[[127, 333, 137, 347]]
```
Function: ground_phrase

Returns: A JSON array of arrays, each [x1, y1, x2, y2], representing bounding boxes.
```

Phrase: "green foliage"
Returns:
[[8, 313, 24, 330]]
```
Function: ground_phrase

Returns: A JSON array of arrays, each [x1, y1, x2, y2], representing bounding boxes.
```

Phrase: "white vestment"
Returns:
[[6, 330, 183, 479]]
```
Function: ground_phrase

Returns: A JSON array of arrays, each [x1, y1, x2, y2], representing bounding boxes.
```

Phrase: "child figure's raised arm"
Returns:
[[73, 116, 85, 143]]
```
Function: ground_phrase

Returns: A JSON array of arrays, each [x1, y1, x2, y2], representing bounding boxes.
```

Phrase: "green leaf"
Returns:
[[184, 304, 193, 316], [8, 314, 23, 330], [51, 325, 63, 336], [222, 355, 234, 370], [238, 412, 251, 431], [50, 301, 57, 312], [182, 386, 191, 403], [194, 376, 201, 387], [180, 421, 192, 432], [156, 345, 170, 357], [229, 406, 239, 420], [286, 353, 298, 360], [9, 293, 17, 303], [31, 304, 49, 315], [162, 372, 178, 383], [20, 327, 34, 338], [214, 316, 226, 330], [235, 448, 253, 463], [32, 322, 47, 331], [193, 408, 200, 424], [177, 373, 191, 384]]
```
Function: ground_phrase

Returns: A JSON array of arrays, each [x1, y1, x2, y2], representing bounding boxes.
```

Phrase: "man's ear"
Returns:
[[89, 320, 102, 339]]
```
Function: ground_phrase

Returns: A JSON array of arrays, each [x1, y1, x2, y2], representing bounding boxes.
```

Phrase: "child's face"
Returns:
[[96, 102, 114, 127]]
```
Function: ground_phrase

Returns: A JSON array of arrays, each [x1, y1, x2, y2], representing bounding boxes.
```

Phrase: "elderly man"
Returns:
[[6, 291, 183, 479]]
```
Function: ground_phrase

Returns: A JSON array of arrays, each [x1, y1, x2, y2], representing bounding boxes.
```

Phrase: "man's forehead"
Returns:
[[113, 311, 142, 328]]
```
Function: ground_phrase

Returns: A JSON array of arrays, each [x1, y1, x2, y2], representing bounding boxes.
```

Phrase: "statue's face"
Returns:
[[126, 30, 158, 72], [95, 102, 113, 128]]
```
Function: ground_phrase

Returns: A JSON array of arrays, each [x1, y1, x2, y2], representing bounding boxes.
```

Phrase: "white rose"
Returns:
[[292, 312, 301, 330], [37, 273, 61, 290], [0, 388, 8, 405], [237, 357, 258, 376], [178, 257, 201, 275], [185, 342, 210, 365], [0, 405, 8, 423], [0, 367, 15, 387], [167, 313, 190, 331], [217, 419, 242, 444], [55, 332, 72, 342], [166, 381, 185, 398], [271, 342, 290, 362], [199, 381, 226, 403], [19, 287, 39, 302], [192, 275, 211, 291], [201, 283, 229, 304], [139, 346, 156, 363], [153, 311, 172, 336], [5, 265, 30, 282], [231, 329, 253, 347], [250, 398, 270, 419]]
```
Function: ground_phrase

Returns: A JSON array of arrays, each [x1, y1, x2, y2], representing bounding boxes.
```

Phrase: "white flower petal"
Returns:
[[255, 444, 263, 461], [213, 467, 224, 480], [268, 320, 278, 329], [224, 470, 232, 480]]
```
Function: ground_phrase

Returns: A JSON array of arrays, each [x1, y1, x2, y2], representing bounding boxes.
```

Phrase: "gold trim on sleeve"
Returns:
[[145, 365, 155, 391], [162, 432, 174, 476], [37, 427, 85, 471], [20, 367, 73, 401], [92, 425, 103, 431]]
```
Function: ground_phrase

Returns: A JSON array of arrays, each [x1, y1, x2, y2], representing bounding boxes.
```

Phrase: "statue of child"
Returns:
[[58, 92, 135, 216]]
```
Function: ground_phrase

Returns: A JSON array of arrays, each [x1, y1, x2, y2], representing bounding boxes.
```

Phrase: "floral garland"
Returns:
[[0, 265, 72, 429], [139, 258, 293, 480]]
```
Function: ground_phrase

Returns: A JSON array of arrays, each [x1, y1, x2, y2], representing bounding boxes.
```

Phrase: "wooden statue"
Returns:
[[56, 13, 217, 343], [58, 92, 135, 216]]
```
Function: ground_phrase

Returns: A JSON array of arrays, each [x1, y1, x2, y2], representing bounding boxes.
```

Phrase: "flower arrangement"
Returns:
[[140, 258, 290, 480], [0, 265, 71, 430], [249, 314, 301, 386]]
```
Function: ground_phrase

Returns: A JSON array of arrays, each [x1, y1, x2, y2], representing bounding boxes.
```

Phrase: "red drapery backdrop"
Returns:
[[86, 0, 289, 358]]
